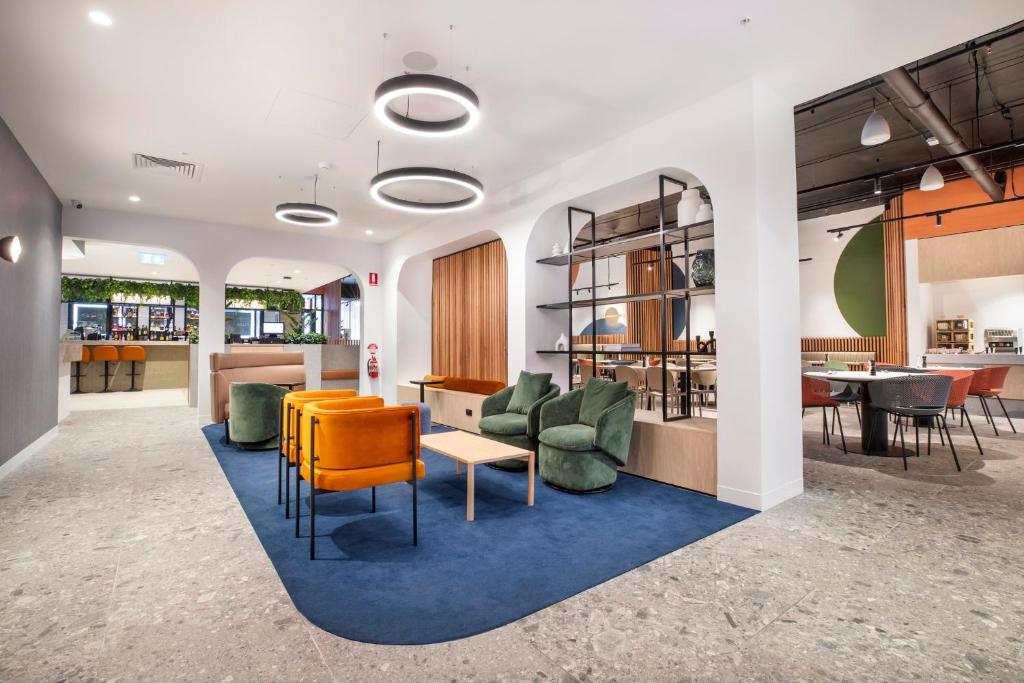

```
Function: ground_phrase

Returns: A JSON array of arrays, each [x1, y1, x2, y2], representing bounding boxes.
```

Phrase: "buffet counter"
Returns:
[[925, 353, 1024, 399]]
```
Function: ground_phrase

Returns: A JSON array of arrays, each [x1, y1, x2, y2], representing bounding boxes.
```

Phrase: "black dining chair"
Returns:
[[867, 374, 959, 472]]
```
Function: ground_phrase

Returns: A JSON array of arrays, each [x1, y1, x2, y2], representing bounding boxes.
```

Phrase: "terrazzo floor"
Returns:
[[0, 405, 1021, 681]]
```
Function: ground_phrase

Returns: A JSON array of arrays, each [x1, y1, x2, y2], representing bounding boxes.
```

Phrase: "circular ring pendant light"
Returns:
[[370, 167, 484, 213], [275, 174, 338, 227], [374, 74, 480, 137]]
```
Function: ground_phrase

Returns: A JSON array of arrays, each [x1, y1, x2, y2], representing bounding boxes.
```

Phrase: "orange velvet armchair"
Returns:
[[298, 401, 425, 558], [278, 389, 359, 517]]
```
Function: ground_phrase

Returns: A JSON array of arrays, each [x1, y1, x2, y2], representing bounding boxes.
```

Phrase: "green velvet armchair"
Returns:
[[227, 382, 290, 450], [537, 378, 636, 492], [479, 371, 560, 471]]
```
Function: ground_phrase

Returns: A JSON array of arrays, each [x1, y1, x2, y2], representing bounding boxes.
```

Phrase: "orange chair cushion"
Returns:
[[120, 345, 146, 362], [281, 391, 363, 461], [442, 377, 506, 395], [300, 459, 425, 492], [89, 346, 118, 362], [300, 405, 419, 470], [423, 374, 447, 383], [321, 368, 359, 380]]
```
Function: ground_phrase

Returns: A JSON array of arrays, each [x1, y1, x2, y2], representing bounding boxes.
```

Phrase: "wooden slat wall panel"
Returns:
[[881, 195, 908, 365], [431, 240, 508, 382], [321, 279, 342, 341], [626, 248, 673, 349], [800, 197, 908, 365]]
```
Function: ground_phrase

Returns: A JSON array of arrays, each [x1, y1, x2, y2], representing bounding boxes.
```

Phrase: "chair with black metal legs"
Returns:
[[802, 375, 847, 453], [299, 402, 425, 559], [931, 370, 982, 456], [278, 389, 358, 518], [968, 366, 1016, 436], [868, 374, 959, 471], [72, 346, 90, 394]]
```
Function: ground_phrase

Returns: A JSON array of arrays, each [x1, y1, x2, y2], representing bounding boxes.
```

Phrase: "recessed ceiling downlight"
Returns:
[[373, 74, 480, 137], [274, 202, 339, 227], [370, 167, 484, 214], [88, 10, 113, 26]]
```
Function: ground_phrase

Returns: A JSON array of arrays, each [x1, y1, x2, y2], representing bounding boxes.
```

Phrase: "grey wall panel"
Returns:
[[0, 115, 62, 465]]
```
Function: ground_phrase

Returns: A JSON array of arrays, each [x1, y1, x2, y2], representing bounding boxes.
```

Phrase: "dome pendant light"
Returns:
[[374, 74, 480, 138], [860, 109, 891, 146], [370, 167, 484, 213], [275, 174, 339, 227], [919, 164, 945, 192]]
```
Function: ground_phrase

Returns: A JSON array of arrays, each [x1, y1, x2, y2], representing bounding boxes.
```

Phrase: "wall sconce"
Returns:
[[0, 235, 21, 263]]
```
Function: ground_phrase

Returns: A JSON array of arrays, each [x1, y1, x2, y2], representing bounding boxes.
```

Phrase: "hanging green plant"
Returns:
[[61, 276, 304, 311]]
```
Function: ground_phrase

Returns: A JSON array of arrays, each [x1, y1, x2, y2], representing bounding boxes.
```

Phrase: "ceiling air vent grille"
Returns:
[[131, 153, 203, 181]]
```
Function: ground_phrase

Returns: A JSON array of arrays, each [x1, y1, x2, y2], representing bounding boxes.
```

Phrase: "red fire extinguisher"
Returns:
[[366, 343, 380, 379]]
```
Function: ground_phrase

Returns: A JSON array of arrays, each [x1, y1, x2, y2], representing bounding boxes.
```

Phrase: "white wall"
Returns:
[[797, 206, 884, 337], [923, 274, 1024, 351], [62, 208, 384, 421], [381, 78, 804, 511]]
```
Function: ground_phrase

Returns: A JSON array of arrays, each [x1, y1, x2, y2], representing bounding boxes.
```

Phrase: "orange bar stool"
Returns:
[[119, 345, 146, 391], [72, 346, 90, 394], [279, 389, 358, 517], [90, 345, 119, 392]]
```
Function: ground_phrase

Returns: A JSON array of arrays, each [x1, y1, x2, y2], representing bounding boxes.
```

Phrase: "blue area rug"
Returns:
[[201, 423, 754, 644]]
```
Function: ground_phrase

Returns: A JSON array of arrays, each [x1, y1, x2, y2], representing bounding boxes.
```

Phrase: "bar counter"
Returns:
[[63, 340, 191, 392], [925, 353, 1024, 400]]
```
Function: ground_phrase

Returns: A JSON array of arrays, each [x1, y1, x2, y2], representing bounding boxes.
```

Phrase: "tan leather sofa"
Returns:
[[210, 352, 305, 423]]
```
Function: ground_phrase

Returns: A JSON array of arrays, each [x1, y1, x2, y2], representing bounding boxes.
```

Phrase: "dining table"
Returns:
[[805, 370, 913, 455]]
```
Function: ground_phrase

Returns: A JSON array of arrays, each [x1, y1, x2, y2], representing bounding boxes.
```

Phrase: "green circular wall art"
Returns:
[[833, 219, 886, 337]]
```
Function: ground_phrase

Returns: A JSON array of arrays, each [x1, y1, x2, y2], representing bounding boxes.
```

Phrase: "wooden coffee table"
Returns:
[[420, 430, 535, 521]]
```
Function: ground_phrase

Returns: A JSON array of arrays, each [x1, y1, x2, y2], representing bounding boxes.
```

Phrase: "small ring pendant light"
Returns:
[[275, 174, 339, 227]]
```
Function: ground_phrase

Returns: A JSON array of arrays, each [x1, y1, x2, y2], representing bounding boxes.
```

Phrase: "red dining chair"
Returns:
[[802, 375, 847, 453], [931, 370, 982, 456], [968, 367, 1016, 436]]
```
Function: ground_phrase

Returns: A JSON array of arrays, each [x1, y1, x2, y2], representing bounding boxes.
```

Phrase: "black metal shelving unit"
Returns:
[[535, 174, 715, 422]]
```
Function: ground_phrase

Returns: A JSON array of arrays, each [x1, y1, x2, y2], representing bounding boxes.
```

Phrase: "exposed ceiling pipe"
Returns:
[[882, 67, 1004, 201]]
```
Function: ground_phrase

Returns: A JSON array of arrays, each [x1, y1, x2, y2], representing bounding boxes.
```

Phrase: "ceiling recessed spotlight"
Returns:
[[275, 280, 282, 284], [128, 195, 141, 202], [925, 135, 940, 147], [370, 167, 484, 213], [88, 10, 113, 26], [365, 229, 374, 235], [374, 74, 480, 137], [150, 271, 157, 275], [294, 269, 302, 274]]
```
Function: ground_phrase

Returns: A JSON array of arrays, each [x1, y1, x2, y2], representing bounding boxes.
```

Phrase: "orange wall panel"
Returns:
[[904, 167, 1024, 240]]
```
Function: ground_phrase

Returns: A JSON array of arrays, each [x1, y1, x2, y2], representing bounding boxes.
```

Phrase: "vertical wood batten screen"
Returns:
[[431, 239, 508, 382]]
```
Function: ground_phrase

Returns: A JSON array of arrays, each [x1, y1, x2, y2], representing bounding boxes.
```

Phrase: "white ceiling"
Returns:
[[61, 238, 348, 291], [2, 1, 1022, 243]]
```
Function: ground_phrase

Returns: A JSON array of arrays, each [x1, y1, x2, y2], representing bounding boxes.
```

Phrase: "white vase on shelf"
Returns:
[[563, 241, 571, 255], [695, 203, 713, 222], [551, 243, 562, 256], [676, 189, 701, 226], [555, 333, 569, 351]]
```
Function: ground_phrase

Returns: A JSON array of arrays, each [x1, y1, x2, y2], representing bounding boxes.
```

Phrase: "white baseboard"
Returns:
[[0, 426, 58, 482], [718, 476, 803, 511]]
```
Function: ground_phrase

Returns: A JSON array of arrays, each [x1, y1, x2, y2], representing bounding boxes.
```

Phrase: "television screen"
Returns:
[[263, 322, 285, 335]]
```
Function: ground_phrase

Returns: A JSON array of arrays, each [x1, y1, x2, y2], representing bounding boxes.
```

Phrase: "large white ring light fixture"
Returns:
[[370, 167, 484, 214], [373, 74, 480, 137], [274, 202, 339, 227]]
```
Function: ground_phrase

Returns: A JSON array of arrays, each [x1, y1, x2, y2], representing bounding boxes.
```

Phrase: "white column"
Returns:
[[714, 79, 804, 510], [196, 267, 227, 423]]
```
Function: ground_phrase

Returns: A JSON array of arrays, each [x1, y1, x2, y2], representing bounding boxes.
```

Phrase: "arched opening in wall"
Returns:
[[60, 237, 200, 409], [523, 168, 720, 496], [396, 230, 507, 429], [224, 257, 360, 394]]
